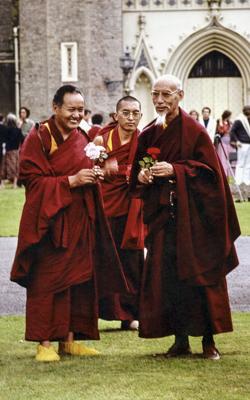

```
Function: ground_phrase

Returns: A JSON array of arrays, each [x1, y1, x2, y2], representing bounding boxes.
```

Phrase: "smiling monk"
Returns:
[[10, 85, 127, 362]]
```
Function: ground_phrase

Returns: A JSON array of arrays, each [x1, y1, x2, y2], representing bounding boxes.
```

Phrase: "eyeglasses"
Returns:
[[119, 110, 141, 118], [151, 89, 180, 99]]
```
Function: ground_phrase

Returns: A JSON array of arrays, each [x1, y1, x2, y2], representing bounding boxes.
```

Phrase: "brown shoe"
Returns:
[[203, 343, 220, 360], [165, 343, 192, 358]]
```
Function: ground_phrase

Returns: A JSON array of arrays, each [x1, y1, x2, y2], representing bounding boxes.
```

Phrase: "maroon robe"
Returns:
[[10, 117, 128, 341], [98, 126, 144, 322], [88, 125, 102, 141], [130, 108, 240, 338]]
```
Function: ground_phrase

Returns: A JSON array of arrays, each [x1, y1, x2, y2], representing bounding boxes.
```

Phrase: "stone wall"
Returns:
[[85, 0, 123, 116], [0, 0, 15, 115], [0, 0, 13, 52], [19, 0, 123, 121], [19, 0, 48, 119]]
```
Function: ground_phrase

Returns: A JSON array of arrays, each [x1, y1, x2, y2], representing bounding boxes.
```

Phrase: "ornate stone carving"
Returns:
[[137, 48, 150, 68]]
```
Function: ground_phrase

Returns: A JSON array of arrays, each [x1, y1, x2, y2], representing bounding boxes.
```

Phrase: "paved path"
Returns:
[[0, 237, 249, 315]]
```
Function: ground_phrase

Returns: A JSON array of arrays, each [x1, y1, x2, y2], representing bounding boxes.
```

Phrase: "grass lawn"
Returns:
[[0, 314, 249, 400], [234, 201, 250, 236], [0, 187, 250, 236], [0, 187, 25, 236]]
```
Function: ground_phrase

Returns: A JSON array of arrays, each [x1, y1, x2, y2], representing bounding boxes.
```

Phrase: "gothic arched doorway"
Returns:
[[185, 51, 243, 119]]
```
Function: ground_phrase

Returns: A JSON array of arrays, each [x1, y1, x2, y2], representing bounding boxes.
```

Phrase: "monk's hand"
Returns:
[[150, 162, 174, 178], [68, 169, 98, 188], [138, 168, 154, 185], [92, 165, 104, 181]]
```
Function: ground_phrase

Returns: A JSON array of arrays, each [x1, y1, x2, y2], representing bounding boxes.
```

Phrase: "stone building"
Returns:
[[1, 0, 250, 126], [18, 0, 123, 121], [124, 0, 250, 127], [0, 0, 16, 116]]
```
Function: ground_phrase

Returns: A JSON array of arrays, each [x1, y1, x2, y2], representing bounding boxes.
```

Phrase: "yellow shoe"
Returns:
[[59, 341, 100, 356], [35, 344, 60, 362]]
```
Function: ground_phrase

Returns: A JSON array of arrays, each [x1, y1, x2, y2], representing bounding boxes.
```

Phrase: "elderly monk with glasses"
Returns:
[[130, 74, 240, 360]]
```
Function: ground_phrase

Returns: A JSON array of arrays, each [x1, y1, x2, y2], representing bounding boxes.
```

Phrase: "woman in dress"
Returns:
[[215, 110, 235, 179], [3, 113, 24, 188]]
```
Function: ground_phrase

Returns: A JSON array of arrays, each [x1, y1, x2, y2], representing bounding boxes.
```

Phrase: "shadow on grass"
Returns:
[[135, 351, 240, 360], [99, 325, 139, 333], [99, 327, 123, 332]]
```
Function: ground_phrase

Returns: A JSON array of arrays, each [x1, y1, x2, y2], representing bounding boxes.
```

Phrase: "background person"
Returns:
[[79, 108, 92, 134], [214, 110, 235, 179], [83, 108, 92, 124], [0, 114, 7, 188], [88, 113, 104, 141], [2, 113, 24, 188], [189, 109, 199, 121], [200, 106, 216, 142], [19, 106, 34, 138], [130, 74, 240, 360], [230, 105, 250, 201]]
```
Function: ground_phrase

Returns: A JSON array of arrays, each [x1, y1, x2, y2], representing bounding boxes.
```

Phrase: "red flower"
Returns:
[[147, 147, 161, 160]]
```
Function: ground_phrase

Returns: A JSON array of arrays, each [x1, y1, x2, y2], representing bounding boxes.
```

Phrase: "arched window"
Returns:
[[189, 51, 241, 78]]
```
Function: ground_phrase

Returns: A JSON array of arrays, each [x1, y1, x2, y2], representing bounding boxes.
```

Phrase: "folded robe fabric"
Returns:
[[11, 117, 129, 298], [100, 126, 145, 249], [130, 108, 240, 286], [129, 108, 241, 338]]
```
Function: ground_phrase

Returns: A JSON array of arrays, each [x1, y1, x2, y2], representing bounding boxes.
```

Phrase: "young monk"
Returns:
[[95, 96, 144, 330]]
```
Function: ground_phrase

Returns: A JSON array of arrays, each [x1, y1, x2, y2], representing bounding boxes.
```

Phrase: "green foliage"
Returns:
[[138, 156, 155, 169], [0, 314, 249, 400]]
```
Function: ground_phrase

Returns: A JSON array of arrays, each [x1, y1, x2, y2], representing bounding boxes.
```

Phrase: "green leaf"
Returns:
[[139, 161, 145, 167]]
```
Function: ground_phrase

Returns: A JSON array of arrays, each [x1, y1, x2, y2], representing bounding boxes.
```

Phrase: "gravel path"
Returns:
[[0, 236, 249, 315]]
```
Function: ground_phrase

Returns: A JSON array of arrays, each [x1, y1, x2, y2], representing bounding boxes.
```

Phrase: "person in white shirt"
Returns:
[[79, 108, 92, 134], [200, 106, 216, 142]]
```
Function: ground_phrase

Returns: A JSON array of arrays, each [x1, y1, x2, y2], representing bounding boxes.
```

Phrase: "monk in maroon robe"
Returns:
[[10, 85, 127, 362], [87, 113, 104, 141], [95, 96, 145, 330], [130, 75, 240, 360]]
